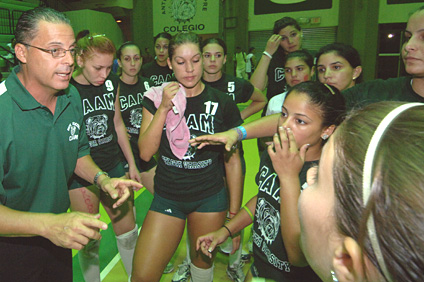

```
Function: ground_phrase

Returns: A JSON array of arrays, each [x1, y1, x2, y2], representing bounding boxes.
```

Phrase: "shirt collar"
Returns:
[[8, 65, 71, 111]]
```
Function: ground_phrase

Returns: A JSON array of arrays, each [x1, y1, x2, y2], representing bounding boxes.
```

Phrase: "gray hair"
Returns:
[[15, 7, 70, 44]]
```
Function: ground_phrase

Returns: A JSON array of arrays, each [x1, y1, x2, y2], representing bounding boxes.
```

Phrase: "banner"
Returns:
[[254, 0, 332, 15], [153, 0, 219, 35]]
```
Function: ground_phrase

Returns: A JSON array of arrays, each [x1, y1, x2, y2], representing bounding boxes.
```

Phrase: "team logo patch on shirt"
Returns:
[[67, 122, 80, 141], [130, 108, 143, 129], [256, 197, 280, 245], [86, 114, 108, 139]]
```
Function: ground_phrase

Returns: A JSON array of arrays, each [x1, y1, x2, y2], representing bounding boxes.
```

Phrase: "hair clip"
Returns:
[[324, 84, 335, 95], [88, 34, 106, 40]]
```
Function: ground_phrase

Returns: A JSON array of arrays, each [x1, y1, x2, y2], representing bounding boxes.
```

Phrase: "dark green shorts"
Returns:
[[68, 162, 126, 190], [122, 156, 157, 173], [149, 187, 228, 220]]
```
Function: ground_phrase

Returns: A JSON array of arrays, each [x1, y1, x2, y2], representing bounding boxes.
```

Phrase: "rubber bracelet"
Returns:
[[222, 225, 233, 238], [263, 51, 272, 59], [233, 125, 247, 141], [94, 171, 109, 188], [229, 211, 237, 216], [243, 206, 254, 221]]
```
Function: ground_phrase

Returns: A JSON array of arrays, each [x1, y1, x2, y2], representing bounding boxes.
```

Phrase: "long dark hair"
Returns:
[[333, 102, 424, 281]]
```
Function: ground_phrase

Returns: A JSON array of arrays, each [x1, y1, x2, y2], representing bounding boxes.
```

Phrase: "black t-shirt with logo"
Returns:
[[253, 151, 321, 281], [140, 60, 174, 86], [70, 73, 121, 171], [142, 84, 242, 202], [266, 47, 288, 101], [202, 73, 254, 104], [119, 76, 157, 170]]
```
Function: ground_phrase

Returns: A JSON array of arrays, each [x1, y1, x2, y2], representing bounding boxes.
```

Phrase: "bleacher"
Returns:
[[0, 3, 35, 81]]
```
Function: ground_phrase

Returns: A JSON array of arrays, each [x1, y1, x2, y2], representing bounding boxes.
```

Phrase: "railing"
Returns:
[[11, 10, 24, 35], [0, 8, 12, 35], [0, 45, 16, 66], [0, 0, 71, 36]]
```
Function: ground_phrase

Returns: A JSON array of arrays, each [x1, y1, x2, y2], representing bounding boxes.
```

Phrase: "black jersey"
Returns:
[[266, 47, 288, 101], [142, 84, 242, 202], [202, 73, 254, 104], [140, 60, 174, 86], [253, 151, 321, 281], [342, 76, 424, 110], [70, 73, 121, 171], [119, 77, 155, 160]]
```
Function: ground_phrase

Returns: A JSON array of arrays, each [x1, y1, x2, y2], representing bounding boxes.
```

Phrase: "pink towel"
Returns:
[[144, 82, 190, 159]]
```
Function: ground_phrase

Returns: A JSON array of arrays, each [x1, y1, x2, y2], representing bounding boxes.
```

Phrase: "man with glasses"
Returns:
[[0, 7, 142, 281]]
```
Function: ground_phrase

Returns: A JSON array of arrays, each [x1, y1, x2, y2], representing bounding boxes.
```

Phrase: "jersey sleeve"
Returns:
[[223, 97, 243, 130], [239, 79, 255, 103], [141, 95, 157, 115]]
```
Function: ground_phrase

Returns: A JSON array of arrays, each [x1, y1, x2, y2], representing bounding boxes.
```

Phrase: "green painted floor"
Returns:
[[72, 110, 262, 282]]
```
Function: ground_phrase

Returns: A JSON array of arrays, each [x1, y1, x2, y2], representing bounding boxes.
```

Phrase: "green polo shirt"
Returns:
[[0, 66, 90, 213]]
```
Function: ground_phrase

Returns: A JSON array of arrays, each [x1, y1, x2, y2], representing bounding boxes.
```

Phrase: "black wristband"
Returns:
[[222, 225, 233, 238]]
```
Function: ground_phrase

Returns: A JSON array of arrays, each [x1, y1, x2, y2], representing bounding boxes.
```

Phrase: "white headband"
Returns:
[[362, 102, 423, 282]]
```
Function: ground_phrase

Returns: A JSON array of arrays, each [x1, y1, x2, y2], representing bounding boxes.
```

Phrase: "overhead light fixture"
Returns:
[[116, 19, 122, 23], [387, 33, 394, 39]]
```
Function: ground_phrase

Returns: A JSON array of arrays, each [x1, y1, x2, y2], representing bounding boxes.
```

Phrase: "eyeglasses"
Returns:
[[20, 43, 77, 58]]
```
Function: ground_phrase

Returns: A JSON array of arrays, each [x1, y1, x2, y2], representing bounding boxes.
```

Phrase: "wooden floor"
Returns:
[[73, 110, 261, 282]]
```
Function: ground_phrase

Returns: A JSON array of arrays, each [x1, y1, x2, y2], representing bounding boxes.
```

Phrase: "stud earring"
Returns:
[[322, 134, 329, 140], [331, 270, 339, 282]]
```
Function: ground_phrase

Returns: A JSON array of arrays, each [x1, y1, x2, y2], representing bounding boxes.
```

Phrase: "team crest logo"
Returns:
[[182, 134, 197, 160], [274, 68, 285, 82], [256, 198, 280, 245], [67, 122, 80, 141], [130, 108, 143, 128], [86, 114, 108, 139], [171, 0, 197, 23]]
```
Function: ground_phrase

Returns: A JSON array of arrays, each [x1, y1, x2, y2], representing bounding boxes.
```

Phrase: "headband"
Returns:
[[362, 102, 423, 282]]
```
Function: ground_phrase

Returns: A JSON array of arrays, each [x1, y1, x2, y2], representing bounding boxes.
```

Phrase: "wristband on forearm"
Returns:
[[94, 171, 109, 188], [222, 225, 233, 238], [233, 125, 247, 141], [263, 51, 272, 59], [243, 205, 254, 221]]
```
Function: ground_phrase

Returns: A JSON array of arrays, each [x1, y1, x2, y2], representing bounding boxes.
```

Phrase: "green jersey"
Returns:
[[0, 66, 89, 213]]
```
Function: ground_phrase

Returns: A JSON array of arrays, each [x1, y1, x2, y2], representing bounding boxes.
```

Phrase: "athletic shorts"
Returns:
[[149, 187, 228, 220], [122, 156, 157, 173], [69, 162, 126, 190], [0, 236, 72, 282]]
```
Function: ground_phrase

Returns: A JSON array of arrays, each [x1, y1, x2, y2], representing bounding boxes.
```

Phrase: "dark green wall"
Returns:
[[132, 0, 154, 56], [338, 0, 379, 82]]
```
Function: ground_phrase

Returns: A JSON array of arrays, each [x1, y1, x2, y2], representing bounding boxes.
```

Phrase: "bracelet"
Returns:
[[243, 206, 254, 221], [229, 211, 237, 216], [93, 171, 109, 188], [233, 125, 247, 141], [263, 51, 272, 59], [222, 225, 233, 238]]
